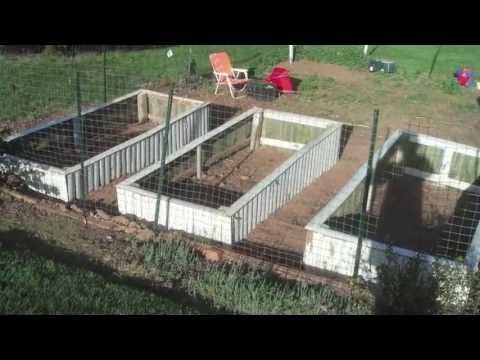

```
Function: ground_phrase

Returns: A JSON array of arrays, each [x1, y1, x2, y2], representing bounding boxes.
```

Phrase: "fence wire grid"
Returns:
[[2, 45, 480, 286]]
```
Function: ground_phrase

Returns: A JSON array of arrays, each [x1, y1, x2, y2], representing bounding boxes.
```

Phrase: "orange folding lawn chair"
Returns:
[[209, 52, 249, 98]]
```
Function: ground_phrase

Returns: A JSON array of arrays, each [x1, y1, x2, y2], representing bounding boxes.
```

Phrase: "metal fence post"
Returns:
[[353, 109, 379, 278], [103, 46, 107, 103], [289, 45, 295, 64], [153, 85, 174, 231], [75, 71, 88, 223]]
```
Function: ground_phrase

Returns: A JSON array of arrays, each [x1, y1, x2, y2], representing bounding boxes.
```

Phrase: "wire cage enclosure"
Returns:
[[1, 90, 208, 203], [304, 130, 480, 281]]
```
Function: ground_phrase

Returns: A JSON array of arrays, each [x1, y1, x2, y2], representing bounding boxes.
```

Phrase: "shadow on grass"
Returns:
[[0, 227, 232, 315]]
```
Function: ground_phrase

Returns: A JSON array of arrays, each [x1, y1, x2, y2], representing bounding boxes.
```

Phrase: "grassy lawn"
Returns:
[[365, 45, 480, 79], [0, 45, 290, 122], [2, 45, 479, 133], [0, 240, 198, 315], [0, 196, 371, 315]]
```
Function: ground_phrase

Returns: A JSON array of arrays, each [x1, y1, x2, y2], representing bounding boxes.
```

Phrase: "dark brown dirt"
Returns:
[[247, 126, 372, 254], [370, 175, 465, 256], [9, 118, 158, 168], [197, 145, 294, 194], [137, 145, 294, 209], [86, 177, 128, 211]]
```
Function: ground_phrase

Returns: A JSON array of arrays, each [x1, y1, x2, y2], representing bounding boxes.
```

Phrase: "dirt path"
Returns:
[[277, 60, 369, 83]]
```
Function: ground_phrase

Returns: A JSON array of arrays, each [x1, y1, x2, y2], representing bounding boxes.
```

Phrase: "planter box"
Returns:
[[117, 108, 342, 244], [2, 90, 208, 202], [304, 130, 480, 281]]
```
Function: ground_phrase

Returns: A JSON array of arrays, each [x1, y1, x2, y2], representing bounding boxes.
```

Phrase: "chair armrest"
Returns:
[[232, 68, 249, 79], [213, 71, 230, 76]]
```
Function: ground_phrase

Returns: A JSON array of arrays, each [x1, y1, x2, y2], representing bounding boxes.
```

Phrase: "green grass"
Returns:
[[302, 45, 480, 97], [142, 240, 371, 315], [0, 45, 289, 123], [300, 45, 480, 80], [301, 45, 368, 69], [0, 198, 371, 315], [2, 45, 480, 124], [0, 245, 197, 315], [366, 45, 480, 80]]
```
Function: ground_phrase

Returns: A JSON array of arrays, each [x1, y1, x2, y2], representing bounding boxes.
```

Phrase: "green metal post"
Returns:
[[153, 85, 174, 231], [76, 71, 88, 222], [103, 47, 107, 103], [353, 109, 379, 278], [428, 46, 442, 79]]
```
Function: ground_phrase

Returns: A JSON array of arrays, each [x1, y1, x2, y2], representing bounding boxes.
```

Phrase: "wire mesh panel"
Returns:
[[5, 45, 480, 314], [0, 45, 407, 283], [0, 45, 384, 310], [138, 111, 255, 209], [365, 122, 478, 263], [304, 114, 480, 279]]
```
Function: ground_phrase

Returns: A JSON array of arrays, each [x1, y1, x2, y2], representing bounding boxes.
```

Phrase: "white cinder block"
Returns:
[[1, 156, 69, 202], [303, 228, 468, 283]]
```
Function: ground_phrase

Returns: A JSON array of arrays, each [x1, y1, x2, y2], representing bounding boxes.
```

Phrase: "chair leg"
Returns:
[[226, 79, 235, 98], [229, 85, 236, 98], [214, 81, 220, 95], [238, 83, 248, 93]]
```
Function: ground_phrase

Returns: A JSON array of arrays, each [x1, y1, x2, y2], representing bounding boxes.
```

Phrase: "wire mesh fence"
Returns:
[[2, 45, 480, 289], [0, 45, 369, 287]]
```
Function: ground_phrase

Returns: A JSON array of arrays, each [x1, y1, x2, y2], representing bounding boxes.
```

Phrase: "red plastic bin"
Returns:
[[265, 67, 295, 94]]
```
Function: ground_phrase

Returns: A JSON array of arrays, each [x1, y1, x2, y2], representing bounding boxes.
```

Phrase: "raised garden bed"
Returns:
[[304, 130, 480, 281], [117, 108, 342, 245], [1, 90, 214, 202]]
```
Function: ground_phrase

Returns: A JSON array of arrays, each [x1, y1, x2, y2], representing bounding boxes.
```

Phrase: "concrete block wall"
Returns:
[[304, 227, 467, 282], [138, 90, 201, 125], [260, 109, 339, 151], [399, 132, 480, 194], [117, 184, 233, 244], [1, 155, 69, 201]]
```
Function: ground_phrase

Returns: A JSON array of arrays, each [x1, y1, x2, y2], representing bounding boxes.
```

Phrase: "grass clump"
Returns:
[[301, 45, 367, 69], [142, 239, 371, 315], [439, 77, 463, 95], [298, 75, 336, 97]]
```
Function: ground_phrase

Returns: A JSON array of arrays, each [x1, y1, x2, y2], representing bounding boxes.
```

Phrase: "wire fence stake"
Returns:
[[153, 85, 174, 232], [353, 109, 379, 278]]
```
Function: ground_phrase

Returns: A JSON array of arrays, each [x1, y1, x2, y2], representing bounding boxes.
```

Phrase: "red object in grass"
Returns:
[[456, 67, 473, 87], [458, 72, 470, 87], [265, 67, 294, 93]]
